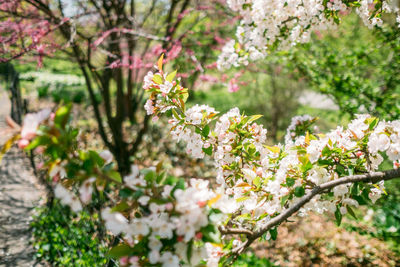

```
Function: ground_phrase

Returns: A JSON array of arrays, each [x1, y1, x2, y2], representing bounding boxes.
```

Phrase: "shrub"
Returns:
[[31, 200, 112, 266]]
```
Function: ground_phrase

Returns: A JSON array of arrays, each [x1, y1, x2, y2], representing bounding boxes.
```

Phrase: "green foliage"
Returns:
[[31, 200, 111, 266], [345, 179, 400, 254], [20, 72, 88, 103], [233, 253, 277, 267], [289, 15, 400, 120], [371, 180, 400, 254], [277, 17, 400, 255], [193, 62, 305, 142]]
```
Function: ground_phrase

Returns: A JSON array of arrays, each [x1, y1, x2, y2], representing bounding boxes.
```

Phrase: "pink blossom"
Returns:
[[18, 139, 29, 149], [227, 79, 239, 93], [165, 202, 173, 211], [178, 9, 191, 19], [20, 108, 51, 140], [37, 162, 44, 169], [129, 256, 139, 264], [119, 256, 129, 266], [35, 146, 45, 154], [167, 42, 182, 60], [195, 232, 203, 239], [214, 36, 226, 45], [206, 62, 218, 69], [199, 74, 218, 83]]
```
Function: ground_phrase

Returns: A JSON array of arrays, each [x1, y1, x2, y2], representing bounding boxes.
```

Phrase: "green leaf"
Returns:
[[202, 146, 213, 156], [336, 164, 345, 175], [350, 182, 359, 196], [119, 188, 134, 198], [166, 70, 177, 82], [265, 145, 280, 154], [201, 125, 210, 138], [107, 171, 122, 183], [187, 239, 193, 263], [107, 244, 132, 258], [294, 186, 305, 197], [131, 190, 144, 200], [247, 115, 263, 124], [286, 178, 295, 187], [174, 178, 185, 191], [346, 206, 357, 220], [321, 146, 331, 157], [270, 228, 278, 240], [171, 109, 180, 120], [368, 118, 379, 130], [54, 104, 72, 128], [144, 171, 156, 183], [89, 150, 105, 166], [317, 159, 332, 166], [236, 196, 250, 202], [152, 74, 163, 84], [253, 176, 261, 188], [280, 194, 290, 207], [301, 161, 313, 173], [201, 225, 219, 243], [25, 136, 43, 150], [111, 201, 130, 212], [180, 89, 189, 103], [298, 154, 309, 166], [335, 207, 342, 226]]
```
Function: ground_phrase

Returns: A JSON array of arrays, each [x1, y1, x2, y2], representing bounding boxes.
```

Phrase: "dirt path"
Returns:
[[0, 91, 44, 267]]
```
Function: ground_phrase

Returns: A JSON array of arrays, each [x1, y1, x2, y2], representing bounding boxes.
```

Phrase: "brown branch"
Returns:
[[229, 168, 400, 258], [219, 226, 254, 237]]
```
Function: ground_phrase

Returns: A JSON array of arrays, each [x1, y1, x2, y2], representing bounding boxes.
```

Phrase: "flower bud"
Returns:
[[165, 202, 174, 211], [195, 232, 203, 239], [119, 256, 128, 266]]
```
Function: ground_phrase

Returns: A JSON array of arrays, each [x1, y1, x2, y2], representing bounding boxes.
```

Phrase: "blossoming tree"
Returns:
[[217, 0, 400, 69], [3, 1, 400, 266], [0, 0, 232, 173], [4, 56, 400, 266]]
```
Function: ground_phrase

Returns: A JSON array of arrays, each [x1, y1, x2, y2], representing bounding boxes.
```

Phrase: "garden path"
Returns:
[[0, 91, 45, 267]]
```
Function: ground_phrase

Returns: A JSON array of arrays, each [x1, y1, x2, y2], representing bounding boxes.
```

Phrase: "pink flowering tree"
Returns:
[[4, 57, 400, 266], [0, 0, 232, 174]]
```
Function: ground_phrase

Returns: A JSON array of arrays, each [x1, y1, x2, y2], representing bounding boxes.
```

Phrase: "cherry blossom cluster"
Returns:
[[100, 165, 229, 267], [284, 115, 318, 144], [217, 0, 399, 69], [6, 59, 400, 264], [12, 105, 233, 266], [144, 61, 400, 235]]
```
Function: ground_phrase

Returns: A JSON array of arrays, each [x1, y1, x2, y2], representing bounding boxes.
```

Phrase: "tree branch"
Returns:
[[219, 226, 254, 237], [229, 168, 400, 257]]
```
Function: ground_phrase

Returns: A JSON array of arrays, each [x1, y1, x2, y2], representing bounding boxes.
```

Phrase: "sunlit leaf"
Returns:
[[0, 134, 20, 163], [107, 244, 132, 258], [157, 53, 164, 71], [166, 70, 177, 82]]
